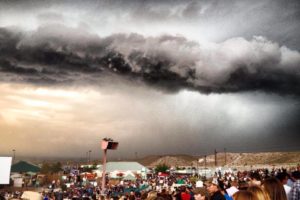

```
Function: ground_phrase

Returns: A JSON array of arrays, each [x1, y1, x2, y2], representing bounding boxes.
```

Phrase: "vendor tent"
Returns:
[[11, 161, 40, 173], [123, 174, 136, 181], [21, 191, 42, 200], [98, 162, 149, 173]]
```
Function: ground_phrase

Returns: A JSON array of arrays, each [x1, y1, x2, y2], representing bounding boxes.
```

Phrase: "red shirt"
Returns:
[[181, 192, 191, 200]]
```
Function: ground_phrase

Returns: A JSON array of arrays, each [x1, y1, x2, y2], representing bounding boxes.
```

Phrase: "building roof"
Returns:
[[98, 162, 149, 173], [11, 161, 40, 173]]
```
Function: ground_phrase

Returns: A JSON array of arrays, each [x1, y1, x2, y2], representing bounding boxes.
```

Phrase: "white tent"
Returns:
[[123, 174, 136, 181], [109, 171, 123, 178], [21, 191, 42, 200]]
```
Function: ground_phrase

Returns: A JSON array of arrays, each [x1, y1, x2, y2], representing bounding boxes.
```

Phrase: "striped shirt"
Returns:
[[290, 180, 300, 200]]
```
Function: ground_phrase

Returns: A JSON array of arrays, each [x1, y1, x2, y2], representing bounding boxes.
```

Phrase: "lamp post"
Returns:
[[204, 155, 207, 178], [12, 149, 16, 164], [101, 138, 118, 194], [88, 150, 92, 164], [86, 151, 88, 164]]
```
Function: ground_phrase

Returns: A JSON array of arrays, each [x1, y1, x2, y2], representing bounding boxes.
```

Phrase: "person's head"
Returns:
[[231, 180, 238, 188], [249, 172, 261, 186], [262, 178, 287, 200], [291, 171, 300, 180], [205, 180, 219, 195], [247, 185, 270, 200], [146, 191, 157, 200], [193, 188, 208, 200], [233, 191, 258, 200], [276, 172, 288, 185]]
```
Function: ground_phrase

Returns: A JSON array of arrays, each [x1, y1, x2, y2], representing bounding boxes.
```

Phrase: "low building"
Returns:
[[96, 162, 149, 178]]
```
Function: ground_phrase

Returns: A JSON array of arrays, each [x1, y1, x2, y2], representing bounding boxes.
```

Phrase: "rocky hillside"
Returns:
[[137, 152, 300, 167]]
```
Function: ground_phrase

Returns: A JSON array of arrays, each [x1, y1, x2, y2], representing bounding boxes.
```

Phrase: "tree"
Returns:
[[40, 162, 62, 174], [51, 162, 62, 173], [41, 163, 51, 174], [155, 163, 169, 173]]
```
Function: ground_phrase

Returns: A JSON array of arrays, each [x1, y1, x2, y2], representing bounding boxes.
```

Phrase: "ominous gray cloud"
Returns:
[[1, 0, 299, 49], [0, 26, 299, 96]]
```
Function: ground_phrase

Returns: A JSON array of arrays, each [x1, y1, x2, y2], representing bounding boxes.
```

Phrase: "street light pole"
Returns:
[[86, 151, 88, 164], [12, 149, 16, 164], [101, 148, 107, 193], [204, 155, 207, 178], [101, 138, 118, 195], [89, 150, 92, 164]]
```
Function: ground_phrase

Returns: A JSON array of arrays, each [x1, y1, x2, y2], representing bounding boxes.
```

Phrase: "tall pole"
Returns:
[[101, 138, 118, 195], [224, 148, 227, 166], [215, 149, 217, 167], [12, 149, 16, 164], [89, 150, 92, 164], [204, 155, 207, 178], [101, 149, 107, 194], [197, 160, 199, 177], [86, 151, 88, 164]]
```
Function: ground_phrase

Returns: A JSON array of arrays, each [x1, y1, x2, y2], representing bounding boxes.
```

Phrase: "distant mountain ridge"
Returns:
[[137, 152, 300, 167]]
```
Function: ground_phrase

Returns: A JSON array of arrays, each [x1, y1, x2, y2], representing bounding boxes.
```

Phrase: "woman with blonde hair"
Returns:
[[262, 177, 287, 200], [146, 191, 158, 200], [247, 185, 270, 200], [233, 191, 258, 200]]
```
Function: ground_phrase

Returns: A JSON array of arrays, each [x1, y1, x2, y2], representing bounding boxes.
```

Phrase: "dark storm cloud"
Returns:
[[1, 0, 299, 50], [0, 26, 300, 95]]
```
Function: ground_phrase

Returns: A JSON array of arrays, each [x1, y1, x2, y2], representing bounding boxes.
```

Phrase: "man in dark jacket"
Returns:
[[205, 179, 225, 200]]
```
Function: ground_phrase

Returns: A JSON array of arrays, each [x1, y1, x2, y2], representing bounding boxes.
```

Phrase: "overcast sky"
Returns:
[[0, 0, 299, 159]]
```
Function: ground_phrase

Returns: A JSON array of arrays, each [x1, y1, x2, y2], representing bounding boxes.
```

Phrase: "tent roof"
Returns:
[[98, 162, 149, 173], [123, 174, 136, 181], [11, 161, 40, 173]]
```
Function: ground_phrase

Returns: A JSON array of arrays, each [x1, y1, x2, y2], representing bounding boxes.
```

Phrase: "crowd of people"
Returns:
[[1, 166, 300, 200]]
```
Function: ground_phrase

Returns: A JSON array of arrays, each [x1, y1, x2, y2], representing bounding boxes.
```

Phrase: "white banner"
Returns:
[[0, 157, 12, 184]]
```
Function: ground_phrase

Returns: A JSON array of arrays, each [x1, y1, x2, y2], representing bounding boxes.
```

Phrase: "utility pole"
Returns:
[[101, 138, 118, 195], [214, 149, 217, 167], [204, 155, 207, 178], [224, 148, 227, 166], [12, 149, 16, 164], [89, 150, 92, 164], [86, 151, 88, 164]]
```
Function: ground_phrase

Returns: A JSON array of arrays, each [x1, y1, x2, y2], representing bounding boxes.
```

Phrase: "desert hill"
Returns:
[[137, 152, 300, 167]]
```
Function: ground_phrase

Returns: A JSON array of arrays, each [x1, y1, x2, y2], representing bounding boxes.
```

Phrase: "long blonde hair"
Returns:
[[247, 185, 271, 200], [233, 191, 258, 200], [262, 178, 287, 200]]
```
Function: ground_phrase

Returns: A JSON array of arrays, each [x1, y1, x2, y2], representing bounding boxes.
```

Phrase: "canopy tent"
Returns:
[[26, 171, 37, 176], [123, 174, 136, 181], [11, 161, 40, 173], [176, 179, 185, 184], [110, 171, 124, 178], [98, 162, 149, 173], [158, 173, 169, 177], [21, 191, 42, 200], [80, 172, 96, 180]]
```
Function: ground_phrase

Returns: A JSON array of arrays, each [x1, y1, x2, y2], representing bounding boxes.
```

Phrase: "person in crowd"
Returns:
[[290, 171, 300, 200], [193, 187, 209, 200], [225, 180, 239, 198], [232, 191, 258, 200], [159, 188, 172, 200], [247, 185, 270, 200], [276, 172, 291, 197], [180, 186, 191, 200], [146, 191, 157, 200], [249, 172, 261, 186], [262, 177, 287, 200], [205, 179, 226, 200]]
